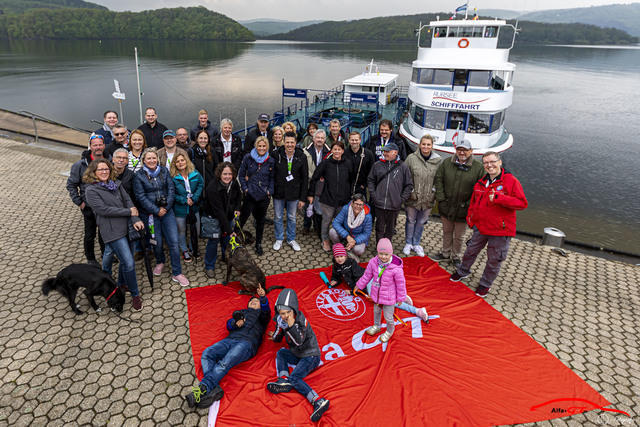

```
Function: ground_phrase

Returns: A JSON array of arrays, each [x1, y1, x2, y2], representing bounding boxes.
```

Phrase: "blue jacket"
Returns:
[[133, 166, 175, 215], [239, 153, 275, 201], [225, 296, 270, 354], [172, 170, 204, 218], [332, 202, 373, 245]]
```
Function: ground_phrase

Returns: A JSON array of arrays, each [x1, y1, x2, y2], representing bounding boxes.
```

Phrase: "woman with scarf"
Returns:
[[133, 147, 190, 287], [170, 153, 204, 263], [202, 162, 242, 278], [238, 136, 275, 256], [329, 193, 373, 261], [84, 159, 145, 310]]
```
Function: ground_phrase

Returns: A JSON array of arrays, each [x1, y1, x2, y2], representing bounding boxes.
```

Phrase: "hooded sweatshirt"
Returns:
[[272, 288, 321, 358]]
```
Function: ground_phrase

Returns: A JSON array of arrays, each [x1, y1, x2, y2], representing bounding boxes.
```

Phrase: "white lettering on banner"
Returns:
[[322, 343, 346, 361], [430, 90, 488, 111]]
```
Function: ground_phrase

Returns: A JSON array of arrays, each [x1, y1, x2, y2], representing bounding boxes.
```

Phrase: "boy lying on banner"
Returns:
[[326, 242, 429, 325], [267, 288, 331, 423], [184, 285, 270, 409]]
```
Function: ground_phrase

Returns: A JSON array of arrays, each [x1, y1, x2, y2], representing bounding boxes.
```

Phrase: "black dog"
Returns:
[[42, 263, 125, 315], [223, 228, 283, 295]]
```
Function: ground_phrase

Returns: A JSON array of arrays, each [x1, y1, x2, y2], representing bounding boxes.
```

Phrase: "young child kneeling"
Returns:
[[267, 288, 330, 422], [355, 238, 412, 343], [330, 243, 364, 292]]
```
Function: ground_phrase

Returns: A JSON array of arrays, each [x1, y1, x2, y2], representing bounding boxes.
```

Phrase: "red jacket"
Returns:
[[466, 169, 527, 236]]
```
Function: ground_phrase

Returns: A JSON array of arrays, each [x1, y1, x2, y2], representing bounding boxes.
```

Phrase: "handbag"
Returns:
[[200, 214, 220, 239]]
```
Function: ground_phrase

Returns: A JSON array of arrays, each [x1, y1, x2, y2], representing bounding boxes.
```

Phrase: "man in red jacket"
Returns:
[[450, 151, 528, 297]]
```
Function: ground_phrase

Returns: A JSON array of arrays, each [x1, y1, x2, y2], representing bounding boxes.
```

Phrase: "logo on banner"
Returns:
[[316, 288, 366, 321]]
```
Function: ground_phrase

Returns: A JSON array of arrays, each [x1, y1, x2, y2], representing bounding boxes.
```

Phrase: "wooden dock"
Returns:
[[0, 108, 89, 148]]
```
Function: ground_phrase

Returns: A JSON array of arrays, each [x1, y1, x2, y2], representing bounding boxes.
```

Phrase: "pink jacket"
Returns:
[[356, 255, 407, 306]]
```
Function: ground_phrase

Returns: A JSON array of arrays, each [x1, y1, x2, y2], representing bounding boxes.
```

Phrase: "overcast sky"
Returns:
[[91, 0, 639, 21]]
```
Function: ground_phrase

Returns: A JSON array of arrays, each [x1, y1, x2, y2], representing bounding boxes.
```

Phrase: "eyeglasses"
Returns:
[[114, 132, 127, 136], [482, 160, 499, 166], [352, 203, 364, 207]]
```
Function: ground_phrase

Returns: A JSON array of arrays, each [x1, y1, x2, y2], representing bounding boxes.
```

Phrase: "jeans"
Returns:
[[204, 219, 233, 270], [405, 207, 429, 246], [275, 348, 320, 403], [273, 199, 298, 242], [457, 227, 512, 289], [239, 194, 270, 245], [102, 236, 139, 297], [200, 338, 254, 392], [82, 206, 105, 262], [142, 209, 182, 276], [176, 212, 200, 253], [328, 228, 366, 256]]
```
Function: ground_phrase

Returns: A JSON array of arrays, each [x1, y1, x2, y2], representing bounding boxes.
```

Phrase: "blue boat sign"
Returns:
[[283, 88, 308, 98], [350, 93, 378, 103]]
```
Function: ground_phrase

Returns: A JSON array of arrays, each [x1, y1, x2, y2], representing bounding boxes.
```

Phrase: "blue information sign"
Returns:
[[350, 93, 378, 103], [283, 88, 308, 98]]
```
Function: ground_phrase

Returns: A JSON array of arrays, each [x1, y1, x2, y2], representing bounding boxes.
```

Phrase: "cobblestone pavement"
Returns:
[[0, 138, 638, 427]]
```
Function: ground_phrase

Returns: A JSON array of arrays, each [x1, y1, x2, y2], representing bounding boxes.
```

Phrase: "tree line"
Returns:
[[267, 13, 638, 45], [0, 7, 256, 41], [0, 0, 106, 14]]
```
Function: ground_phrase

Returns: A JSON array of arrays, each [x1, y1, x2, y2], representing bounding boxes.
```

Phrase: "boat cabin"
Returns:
[[342, 61, 399, 106]]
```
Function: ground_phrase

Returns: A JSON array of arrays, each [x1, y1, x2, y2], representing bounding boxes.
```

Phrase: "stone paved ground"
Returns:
[[0, 138, 638, 427]]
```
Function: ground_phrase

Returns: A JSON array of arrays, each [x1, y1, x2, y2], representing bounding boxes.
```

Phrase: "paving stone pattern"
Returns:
[[0, 138, 638, 427]]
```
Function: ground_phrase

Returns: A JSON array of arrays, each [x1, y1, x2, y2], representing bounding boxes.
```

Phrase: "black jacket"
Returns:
[[272, 288, 320, 358], [305, 144, 330, 168], [116, 168, 135, 200], [308, 156, 353, 208], [204, 179, 242, 236], [212, 133, 244, 171], [273, 147, 309, 201], [345, 145, 375, 196], [225, 296, 270, 354], [244, 127, 273, 151], [366, 133, 407, 161], [66, 150, 93, 206], [190, 146, 217, 195], [331, 258, 365, 291], [190, 120, 219, 143], [137, 121, 168, 149], [104, 142, 127, 160]]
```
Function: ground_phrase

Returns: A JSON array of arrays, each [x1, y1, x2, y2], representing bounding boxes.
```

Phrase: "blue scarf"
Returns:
[[143, 165, 162, 178], [250, 148, 269, 164], [97, 180, 118, 191]]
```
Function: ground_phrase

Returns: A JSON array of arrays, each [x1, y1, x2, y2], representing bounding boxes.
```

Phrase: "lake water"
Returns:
[[1, 39, 639, 254]]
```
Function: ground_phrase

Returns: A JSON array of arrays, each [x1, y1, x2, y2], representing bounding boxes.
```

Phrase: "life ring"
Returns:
[[458, 38, 469, 48]]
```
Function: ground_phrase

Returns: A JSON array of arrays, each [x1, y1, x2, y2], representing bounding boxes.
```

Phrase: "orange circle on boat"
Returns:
[[458, 38, 469, 48]]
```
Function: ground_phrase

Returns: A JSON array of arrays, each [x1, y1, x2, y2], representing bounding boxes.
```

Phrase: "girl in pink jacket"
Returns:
[[356, 238, 408, 343]]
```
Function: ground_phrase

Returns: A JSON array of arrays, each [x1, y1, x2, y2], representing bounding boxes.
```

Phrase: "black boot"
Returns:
[[255, 244, 263, 256]]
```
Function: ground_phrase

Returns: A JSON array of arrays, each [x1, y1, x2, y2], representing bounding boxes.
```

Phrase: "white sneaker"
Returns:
[[288, 240, 301, 251], [379, 331, 393, 343], [402, 244, 412, 256], [365, 325, 381, 336], [413, 245, 425, 257], [273, 240, 283, 251]]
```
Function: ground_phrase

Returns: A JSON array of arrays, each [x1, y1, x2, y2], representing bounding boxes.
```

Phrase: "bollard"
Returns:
[[541, 227, 566, 248]]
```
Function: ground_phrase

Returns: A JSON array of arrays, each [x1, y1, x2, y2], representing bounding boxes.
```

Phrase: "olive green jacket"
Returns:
[[405, 151, 442, 211], [434, 155, 484, 222]]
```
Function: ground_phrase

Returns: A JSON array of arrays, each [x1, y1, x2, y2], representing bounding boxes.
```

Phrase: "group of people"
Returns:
[[66, 107, 527, 312]]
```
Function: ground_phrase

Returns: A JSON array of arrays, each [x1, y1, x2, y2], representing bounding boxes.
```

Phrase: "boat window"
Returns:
[[490, 111, 504, 132], [497, 25, 515, 49], [425, 109, 447, 130], [433, 70, 453, 85], [468, 71, 491, 87], [380, 87, 385, 93], [434, 27, 447, 38], [419, 69, 434, 84], [472, 27, 484, 38], [484, 26, 498, 38], [467, 113, 491, 134], [447, 112, 467, 130], [448, 27, 460, 38], [420, 27, 433, 47], [454, 70, 468, 86], [490, 71, 505, 90], [460, 27, 473, 37], [413, 105, 425, 127]]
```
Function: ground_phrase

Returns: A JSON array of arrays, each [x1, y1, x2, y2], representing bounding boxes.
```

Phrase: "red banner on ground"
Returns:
[[185, 257, 609, 426]]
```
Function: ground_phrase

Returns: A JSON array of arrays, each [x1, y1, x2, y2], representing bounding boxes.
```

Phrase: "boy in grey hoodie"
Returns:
[[267, 288, 330, 422]]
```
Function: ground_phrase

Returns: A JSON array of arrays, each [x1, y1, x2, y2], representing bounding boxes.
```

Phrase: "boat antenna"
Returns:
[[465, 0, 470, 20], [134, 47, 143, 124]]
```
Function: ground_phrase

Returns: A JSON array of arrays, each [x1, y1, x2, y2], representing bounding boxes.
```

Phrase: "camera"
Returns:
[[156, 195, 167, 207]]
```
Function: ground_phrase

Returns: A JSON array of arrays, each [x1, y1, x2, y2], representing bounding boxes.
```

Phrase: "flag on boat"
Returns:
[[473, 8, 479, 20], [455, 4, 468, 13], [449, 13, 456, 20]]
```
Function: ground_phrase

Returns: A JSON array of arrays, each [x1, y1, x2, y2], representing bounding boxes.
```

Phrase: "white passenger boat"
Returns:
[[399, 17, 518, 155], [342, 60, 399, 106]]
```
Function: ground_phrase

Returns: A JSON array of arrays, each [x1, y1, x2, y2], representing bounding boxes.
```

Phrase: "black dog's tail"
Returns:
[[41, 277, 57, 296], [265, 285, 285, 294]]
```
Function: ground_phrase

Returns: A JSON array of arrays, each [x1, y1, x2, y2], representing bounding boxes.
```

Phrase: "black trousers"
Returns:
[[375, 208, 399, 243], [239, 194, 270, 245], [82, 206, 105, 262]]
